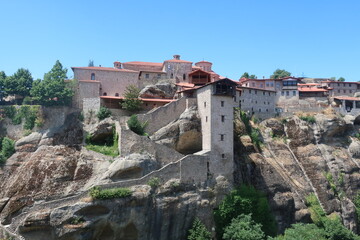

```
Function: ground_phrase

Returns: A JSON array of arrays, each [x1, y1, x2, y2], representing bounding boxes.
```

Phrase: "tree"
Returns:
[[187, 218, 212, 240], [223, 214, 265, 240], [0, 71, 6, 100], [4, 68, 33, 98], [337, 77, 345, 82], [88, 60, 94, 67], [270, 223, 326, 240], [127, 114, 147, 136], [270, 69, 291, 79], [97, 106, 112, 120], [241, 72, 257, 79], [31, 60, 73, 106], [121, 85, 142, 112]]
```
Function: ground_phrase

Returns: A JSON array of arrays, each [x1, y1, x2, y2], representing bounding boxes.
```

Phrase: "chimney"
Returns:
[[114, 61, 122, 69], [173, 54, 180, 60]]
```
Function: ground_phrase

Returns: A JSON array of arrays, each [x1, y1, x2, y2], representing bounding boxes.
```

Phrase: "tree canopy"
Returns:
[[30, 60, 73, 106], [223, 214, 265, 240], [241, 72, 257, 79], [121, 85, 142, 112], [187, 218, 212, 240], [270, 69, 291, 79], [4, 68, 33, 97]]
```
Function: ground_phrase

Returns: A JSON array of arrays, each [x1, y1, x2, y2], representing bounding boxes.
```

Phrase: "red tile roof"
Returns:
[[100, 96, 175, 103], [298, 88, 328, 92], [196, 60, 212, 64], [122, 61, 163, 66], [72, 67, 138, 73], [176, 82, 195, 87], [333, 96, 360, 101]]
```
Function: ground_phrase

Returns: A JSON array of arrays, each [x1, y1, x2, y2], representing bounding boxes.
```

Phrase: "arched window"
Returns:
[[103, 92, 107, 96], [183, 74, 186, 80], [91, 73, 95, 80], [171, 73, 173, 78], [115, 93, 119, 97]]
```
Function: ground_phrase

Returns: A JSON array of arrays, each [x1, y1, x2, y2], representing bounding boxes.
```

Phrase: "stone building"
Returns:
[[321, 80, 360, 97]]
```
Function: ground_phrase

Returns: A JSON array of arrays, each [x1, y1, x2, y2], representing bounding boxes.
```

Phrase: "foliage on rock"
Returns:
[[187, 218, 212, 240], [96, 106, 111, 120], [0, 137, 15, 164], [223, 214, 265, 240], [127, 114, 148, 136], [90, 186, 132, 199]]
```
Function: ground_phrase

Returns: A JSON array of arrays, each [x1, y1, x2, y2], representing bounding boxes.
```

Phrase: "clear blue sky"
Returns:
[[1, 0, 360, 81]]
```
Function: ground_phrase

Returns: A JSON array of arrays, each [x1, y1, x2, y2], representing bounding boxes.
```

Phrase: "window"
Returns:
[[204, 102, 206, 108], [103, 92, 107, 96], [249, 90, 252, 94], [157, 74, 161, 79], [183, 74, 186, 80], [266, 109, 269, 112], [221, 154, 225, 159], [350, 90, 353, 93], [260, 84, 263, 88], [344, 90, 346, 93], [115, 93, 119, 97], [268, 92, 270, 96], [221, 115, 225, 122], [220, 134, 224, 141], [221, 101, 224, 107], [293, 91, 296, 96], [255, 90, 257, 94], [145, 73, 149, 79], [286, 91, 289, 96], [349, 83, 352, 87], [264, 102, 266, 105], [263, 92, 265, 95], [281, 91, 284, 96], [206, 116, 208, 122], [270, 83, 274, 87], [338, 83, 340, 87], [252, 83, 255, 87], [338, 90, 341, 93], [255, 101, 257, 104], [266, 83, 269, 87], [171, 73, 173, 78], [259, 109, 261, 112], [91, 73, 95, 80]]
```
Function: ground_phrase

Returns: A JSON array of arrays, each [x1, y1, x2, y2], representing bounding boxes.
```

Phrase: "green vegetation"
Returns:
[[30, 60, 73, 106], [90, 186, 132, 199], [127, 114, 148, 136], [299, 115, 316, 124], [0, 137, 15, 164], [214, 185, 276, 239], [3, 68, 33, 100], [223, 214, 265, 240], [354, 192, 360, 227], [187, 218, 212, 240], [121, 85, 142, 112], [241, 72, 257, 79], [3, 105, 43, 130], [85, 128, 119, 157], [270, 223, 327, 240], [147, 177, 160, 188], [97, 106, 112, 120], [238, 110, 262, 149], [270, 69, 291, 79]]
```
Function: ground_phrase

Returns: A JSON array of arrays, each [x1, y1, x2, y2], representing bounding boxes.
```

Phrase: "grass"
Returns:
[[299, 115, 316, 124], [85, 143, 119, 157], [90, 186, 132, 199]]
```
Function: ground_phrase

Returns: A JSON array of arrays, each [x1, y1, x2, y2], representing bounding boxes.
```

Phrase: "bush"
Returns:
[[97, 107, 111, 120], [223, 214, 265, 240], [300, 115, 316, 124], [305, 194, 326, 227], [121, 85, 142, 112], [22, 96, 32, 105], [147, 177, 160, 188], [0, 137, 15, 164], [3, 106, 16, 119], [127, 115, 147, 136], [214, 185, 276, 239], [187, 218, 212, 240], [90, 186, 132, 199], [270, 223, 327, 240]]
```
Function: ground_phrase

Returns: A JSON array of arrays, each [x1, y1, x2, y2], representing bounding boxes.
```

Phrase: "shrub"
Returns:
[[3, 106, 16, 119], [187, 218, 212, 240], [305, 193, 326, 227], [97, 107, 112, 120], [300, 115, 316, 124], [90, 186, 132, 199], [147, 177, 160, 188], [270, 223, 326, 240], [214, 185, 276, 239], [0, 137, 15, 164], [127, 115, 148, 136], [121, 85, 142, 112], [223, 214, 265, 240], [22, 96, 32, 105]]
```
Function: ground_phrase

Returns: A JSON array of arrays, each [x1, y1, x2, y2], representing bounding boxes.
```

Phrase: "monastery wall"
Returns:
[[238, 88, 276, 119]]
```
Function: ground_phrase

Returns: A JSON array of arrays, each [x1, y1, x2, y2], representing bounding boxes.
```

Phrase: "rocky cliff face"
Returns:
[[1, 107, 360, 239]]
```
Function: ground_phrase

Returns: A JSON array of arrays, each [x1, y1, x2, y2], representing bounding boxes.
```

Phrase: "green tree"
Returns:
[[0, 71, 6, 100], [337, 77, 345, 82], [4, 68, 33, 98], [214, 185, 276, 239], [31, 60, 73, 106], [187, 218, 212, 240], [97, 106, 112, 120], [270, 69, 291, 79], [0, 137, 15, 164], [241, 72, 257, 79], [223, 214, 265, 240], [270, 223, 326, 240], [121, 85, 142, 112], [323, 218, 360, 240], [127, 114, 147, 135]]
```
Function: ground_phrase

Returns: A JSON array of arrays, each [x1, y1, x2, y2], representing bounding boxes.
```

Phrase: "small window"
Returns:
[[338, 90, 341, 93], [255, 101, 257, 104], [252, 83, 255, 87], [293, 91, 296, 96], [249, 90, 252, 94], [344, 90, 346, 93], [171, 73, 173, 78], [91, 73, 95, 80], [103, 92, 107, 96], [281, 91, 284, 96], [183, 74, 186, 80], [338, 83, 340, 86], [255, 90, 257, 95], [268, 92, 270, 96], [266, 109, 269, 112], [286, 91, 289, 96], [206, 116, 208, 122], [220, 134, 224, 141], [221, 115, 225, 122], [221, 154, 225, 159], [349, 83, 352, 87], [115, 93, 119, 97], [259, 109, 261, 112], [204, 102, 206, 108], [350, 90, 353, 93], [263, 92, 265, 95], [221, 101, 224, 107], [157, 74, 161, 79], [145, 73, 150, 79]]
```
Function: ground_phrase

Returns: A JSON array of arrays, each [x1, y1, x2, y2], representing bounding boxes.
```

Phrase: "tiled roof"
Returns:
[[122, 61, 163, 66], [298, 83, 321, 86], [333, 96, 360, 101], [176, 82, 195, 87], [72, 67, 138, 73], [298, 88, 328, 92], [189, 69, 211, 75], [164, 59, 192, 63], [196, 60, 212, 64], [100, 96, 175, 103]]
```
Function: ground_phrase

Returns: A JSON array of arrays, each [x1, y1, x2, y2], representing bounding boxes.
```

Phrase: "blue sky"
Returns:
[[1, 0, 360, 81]]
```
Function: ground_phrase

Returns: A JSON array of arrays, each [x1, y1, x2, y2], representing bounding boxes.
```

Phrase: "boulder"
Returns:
[[139, 85, 167, 99], [315, 114, 351, 141], [102, 153, 159, 181], [349, 140, 360, 158], [261, 118, 285, 137], [15, 132, 42, 152], [286, 116, 315, 147], [87, 118, 114, 144], [151, 106, 202, 154]]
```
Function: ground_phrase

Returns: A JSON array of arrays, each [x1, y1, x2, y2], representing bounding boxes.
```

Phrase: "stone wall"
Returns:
[[83, 98, 101, 114], [238, 88, 276, 119], [137, 97, 194, 135]]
